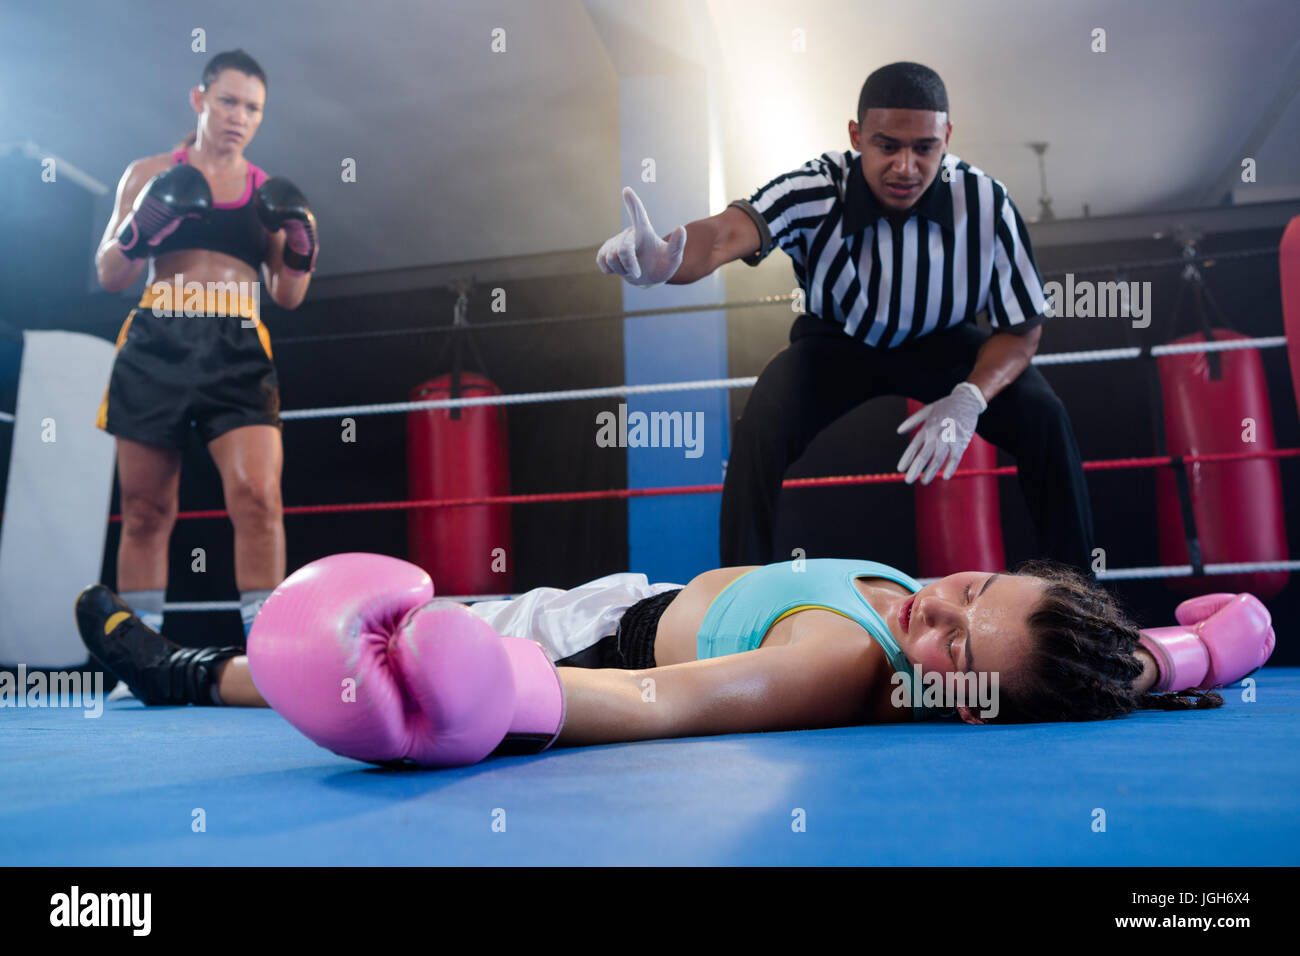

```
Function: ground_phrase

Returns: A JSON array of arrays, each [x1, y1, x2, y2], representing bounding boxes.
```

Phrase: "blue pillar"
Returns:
[[619, 71, 728, 584]]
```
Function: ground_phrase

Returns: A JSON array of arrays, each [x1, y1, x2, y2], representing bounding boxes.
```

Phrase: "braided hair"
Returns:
[[986, 559, 1223, 723]]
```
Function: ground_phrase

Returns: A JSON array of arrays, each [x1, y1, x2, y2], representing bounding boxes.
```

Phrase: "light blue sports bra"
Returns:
[[697, 558, 945, 721]]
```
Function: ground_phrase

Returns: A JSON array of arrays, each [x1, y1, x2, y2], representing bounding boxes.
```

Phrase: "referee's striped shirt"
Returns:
[[729, 150, 1049, 348]]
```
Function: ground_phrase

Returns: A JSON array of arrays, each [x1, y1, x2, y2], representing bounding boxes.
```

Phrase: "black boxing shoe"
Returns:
[[74, 585, 242, 706]]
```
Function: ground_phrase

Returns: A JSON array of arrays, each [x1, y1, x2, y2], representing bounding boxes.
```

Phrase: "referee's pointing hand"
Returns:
[[596, 186, 687, 288]]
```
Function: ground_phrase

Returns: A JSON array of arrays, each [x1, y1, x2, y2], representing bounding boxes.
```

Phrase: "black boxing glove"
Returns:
[[255, 177, 318, 273], [116, 164, 212, 260]]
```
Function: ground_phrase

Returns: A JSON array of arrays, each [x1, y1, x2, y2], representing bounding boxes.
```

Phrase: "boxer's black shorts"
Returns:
[[96, 304, 281, 449], [554, 589, 683, 670]]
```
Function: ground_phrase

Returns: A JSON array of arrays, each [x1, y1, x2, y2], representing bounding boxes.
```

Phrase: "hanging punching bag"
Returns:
[[1155, 329, 1288, 597], [407, 371, 513, 596], [907, 398, 1006, 578]]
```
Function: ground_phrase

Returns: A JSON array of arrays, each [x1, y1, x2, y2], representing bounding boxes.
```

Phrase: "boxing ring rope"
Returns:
[[153, 559, 1300, 611], [0, 334, 1286, 427], [122, 446, 1300, 520], [267, 245, 1280, 347], [1092, 561, 1300, 582], [111, 444, 1300, 609], [272, 333, 1292, 422]]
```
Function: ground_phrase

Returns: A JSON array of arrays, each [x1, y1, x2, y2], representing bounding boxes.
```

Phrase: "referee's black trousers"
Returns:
[[720, 313, 1095, 574]]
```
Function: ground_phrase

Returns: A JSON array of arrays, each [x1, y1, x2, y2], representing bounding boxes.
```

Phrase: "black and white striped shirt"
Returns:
[[730, 150, 1049, 348]]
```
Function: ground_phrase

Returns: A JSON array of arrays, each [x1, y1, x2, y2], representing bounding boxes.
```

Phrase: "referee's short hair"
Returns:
[[857, 62, 949, 121]]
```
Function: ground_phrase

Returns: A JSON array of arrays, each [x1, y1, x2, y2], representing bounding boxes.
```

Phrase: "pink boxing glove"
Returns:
[[247, 553, 565, 767], [1138, 593, 1275, 692], [1173, 593, 1237, 627]]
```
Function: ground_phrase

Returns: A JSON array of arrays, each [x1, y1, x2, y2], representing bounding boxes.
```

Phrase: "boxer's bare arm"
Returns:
[[667, 205, 760, 284], [96, 156, 168, 292], [554, 637, 881, 746], [216, 657, 267, 707], [553, 667, 665, 745]]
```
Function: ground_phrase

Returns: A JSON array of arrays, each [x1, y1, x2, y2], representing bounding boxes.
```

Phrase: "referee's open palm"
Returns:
[[596, 187, 687, 287]]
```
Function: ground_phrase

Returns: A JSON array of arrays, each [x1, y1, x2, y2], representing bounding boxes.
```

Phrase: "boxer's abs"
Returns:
[[148, 248, 260, 288], [651, 566, 909, 667]]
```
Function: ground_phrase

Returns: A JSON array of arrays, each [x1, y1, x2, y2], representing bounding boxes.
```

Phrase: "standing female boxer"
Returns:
[[93, 48, 318, 644]]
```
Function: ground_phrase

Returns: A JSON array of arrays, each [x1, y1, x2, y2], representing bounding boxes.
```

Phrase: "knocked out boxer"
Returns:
[[75, 552, 1274, 767]]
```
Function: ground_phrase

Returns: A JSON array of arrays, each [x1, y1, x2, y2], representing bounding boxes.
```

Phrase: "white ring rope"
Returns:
[[1092, 559, 1300, 581], [280, 376, 760, 420], [0, 334, 1288, 424], [274, 333, 1290, 421], [162, 560, 1300, 612]]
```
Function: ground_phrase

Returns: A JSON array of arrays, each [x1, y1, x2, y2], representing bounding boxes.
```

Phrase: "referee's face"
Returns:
[[849, 108, 951, 213]]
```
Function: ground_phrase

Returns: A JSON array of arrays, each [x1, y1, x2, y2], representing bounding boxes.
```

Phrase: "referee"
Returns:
[[598, 61, 1093, 574]]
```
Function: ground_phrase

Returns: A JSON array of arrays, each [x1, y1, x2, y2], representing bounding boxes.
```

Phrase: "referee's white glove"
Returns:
[[596, 187, 687, 288], [895, 382, 988, 485]]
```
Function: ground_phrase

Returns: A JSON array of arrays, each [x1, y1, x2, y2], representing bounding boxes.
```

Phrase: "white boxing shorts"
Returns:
[[464, 572, 682, 662]]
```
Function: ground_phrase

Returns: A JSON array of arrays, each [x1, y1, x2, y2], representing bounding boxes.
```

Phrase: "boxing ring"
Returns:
[[2, 241, 1299, 867], [2, 671, 1297, 865]]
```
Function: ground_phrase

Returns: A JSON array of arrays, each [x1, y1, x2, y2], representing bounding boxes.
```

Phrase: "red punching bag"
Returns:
[[1281, 216, 1300, 419], [907, 398, 1006, 578], [1155, 330, 1288, 597], [407, 371, 513, 596]]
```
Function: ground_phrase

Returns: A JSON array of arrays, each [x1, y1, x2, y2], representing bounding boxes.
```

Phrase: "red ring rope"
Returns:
[[90, 446, 1300, 522]]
